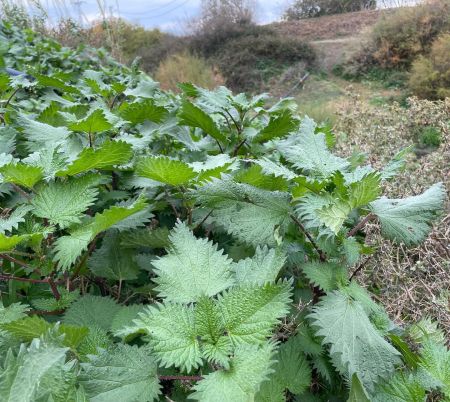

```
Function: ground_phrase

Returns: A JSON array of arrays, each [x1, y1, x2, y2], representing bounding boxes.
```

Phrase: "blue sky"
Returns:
[[43, 0, 289, 34]]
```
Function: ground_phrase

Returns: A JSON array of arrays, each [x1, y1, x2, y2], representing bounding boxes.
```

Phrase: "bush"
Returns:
[[155, 51, 224, 92], [409, 33, 450, 100], [347, 0, 450, 75], [284, 0, 376, 19], [418, 126, 442, 147], [190, 21, 315, 92]]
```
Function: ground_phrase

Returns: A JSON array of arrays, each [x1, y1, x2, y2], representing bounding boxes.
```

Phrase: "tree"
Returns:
[[284, 0, 376, 19]]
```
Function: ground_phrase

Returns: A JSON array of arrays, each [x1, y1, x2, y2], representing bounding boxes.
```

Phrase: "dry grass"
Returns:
[[336, 95, 450, 336], [155, 51, 224, 92]]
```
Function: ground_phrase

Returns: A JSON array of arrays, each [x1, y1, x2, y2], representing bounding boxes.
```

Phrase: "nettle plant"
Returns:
[[0, 21, 449, 402]]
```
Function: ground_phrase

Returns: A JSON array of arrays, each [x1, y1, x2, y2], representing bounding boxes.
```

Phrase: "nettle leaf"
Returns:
[[253, 110, 298, 143], [370, 182, 445, 245], [131, 303, 202, 372], [0, 339, 70, 402], [56, 140, 132, 176], [69, 109, 112, 133], [88, 231, 140, 281], [32, 175, 99, 228], [317, 199, 352, 234], [63, 295, 121, 331], [276, 117, 349, 178], [152, 221, 234, 303], [31, 288, 79, 312], [177, 100, 226, 143], [381, 146, 414, 180], [193, 177, 290, 246], [218, 280, 292, 345], [232, 246, 286, 285], [418, 339, 450, 396], [348, 374, 371, 402], [252, 157, 297, 180], [257, 334, 312, 400], [136, 156, 197, 186], [110, 305, 145, 334], [0, 205, 32, 234], [80, 344, 161, 402], [372, 372, 426, 402], [348, 172, 381, 208], [120, 99, 167, 124], [302, 261, 348, 291], [0, 233, 40, 252], [0, 162, 43, 188], [54, 198, 148, 269], [0, 302, 30, 324], [309, 290, 401, 390], [191, 343, 276, 402]]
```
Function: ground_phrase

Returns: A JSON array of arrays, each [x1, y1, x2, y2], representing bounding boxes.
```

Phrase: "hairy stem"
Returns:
[[290, 214, 326, 261], [158, 375, 203, 381], [347, 213, 376, 238]]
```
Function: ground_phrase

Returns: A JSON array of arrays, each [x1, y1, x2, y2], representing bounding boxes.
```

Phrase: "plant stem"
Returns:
[[347, 213, 375, 238], [193, 209, 213, 232], [0, 274, 49, 283], [290, 214, 326, 261], [48, 277, 61, 300], [70, 236, 100, 281], [11, 183, 31, 200], [4, 87, 20, 109], [233, 138, 247, 156], [0, 253, 33, 270]]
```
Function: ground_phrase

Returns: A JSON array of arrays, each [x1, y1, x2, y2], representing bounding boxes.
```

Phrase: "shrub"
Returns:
[[155, 51, 224, 92], [418, 126, 442, 147], [347, 0, 450, 76], [191, 21, 315, 92], [284, 0, 376, 20], [409, 33, 450, 100]]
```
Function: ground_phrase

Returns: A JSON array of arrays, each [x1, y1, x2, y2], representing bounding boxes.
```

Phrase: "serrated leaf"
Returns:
[[276, 117, 349, 178], [69, 109, 112, 133], [120, 99, 167, 124], [136, 156, 197, 186], [32, 175, 99, 228], [418, 339, 450, 396], [252, 157, 297, 180], [0, 233, 33, 251], [63, 295, 121, 331], [370, 183, 445, 246], [0, 162, 43, 188], [309, 290, 400, 390], [0, 339, 69, 402], [131, 303, 202, 372], [349, 172, 381, 208], [348, 374, 371, 402], [120, 227, 170, 249], [302, 261, 348, 291], [317, 199, 352, 234], [381, 146, 414, 180], [152, 221, 234, 303], [177, 100, 226, 142], [110, 305, 145, 334], [233, 246, 286, 285], [0, 205, 32, 234], [372, 372, 426, 402], [56, 140, 132, 176], [80, 344, 161, 402], [254, 110, 298, 142], [218, 280, 292, 345], [88, 231, 140, 281], [191, 343, 276, 402], [0, 302, 30, 324]]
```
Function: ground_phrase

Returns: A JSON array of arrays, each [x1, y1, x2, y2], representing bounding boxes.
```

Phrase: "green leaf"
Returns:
[[276, 117, 349, 178], [0, 205, 32, 234], [152, 221, 234, 303], [0, 302, 30, 324], [131, 303, 202, 372], [233, 246, 286, 285], [54, 198, 148, 270], [218, 280, 292, 345], [69, 109, 112, 133], [253, 110, 298, 143], [0, 339, 69, 402], [381, 146, 414, 180], [88, 231, 140, 281], [418, 339, 450, 396], [252, 157, 297, 180], [32, 175, 99, 228], [120, 99, 167, 124], [302, 261, 348, 291], [120, 227, 170, 249], [348, 172, 381, 208], [110, 305, 145, 334], [0, 233, 33, 252], [372, 372, 426, 402], [348, 374, 371, 402], [63, 295, 121, 331], [0, 162, 43, 188], [80, 344, 161, 402], [193, 178, 290, 246], [56, 140, 132, 176], [317, 199, 352, 234], [369, 183, 445, 245], [191, 343, 276, 402], [309, 290, 401, 390], [177, 100, 226, 143], [136, 156, 197, 186]]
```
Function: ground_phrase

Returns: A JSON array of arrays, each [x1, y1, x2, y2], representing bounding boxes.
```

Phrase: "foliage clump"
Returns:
[[0, 18, 448, 402], [284, 0, 376, 20]]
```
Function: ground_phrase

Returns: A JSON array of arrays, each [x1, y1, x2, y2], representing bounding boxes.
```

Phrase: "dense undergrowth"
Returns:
[[0, 20, 449, 402]]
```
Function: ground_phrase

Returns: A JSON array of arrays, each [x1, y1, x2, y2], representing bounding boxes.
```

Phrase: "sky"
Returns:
[[39, 0, 422, 34], [41, 0, 289, 35]]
